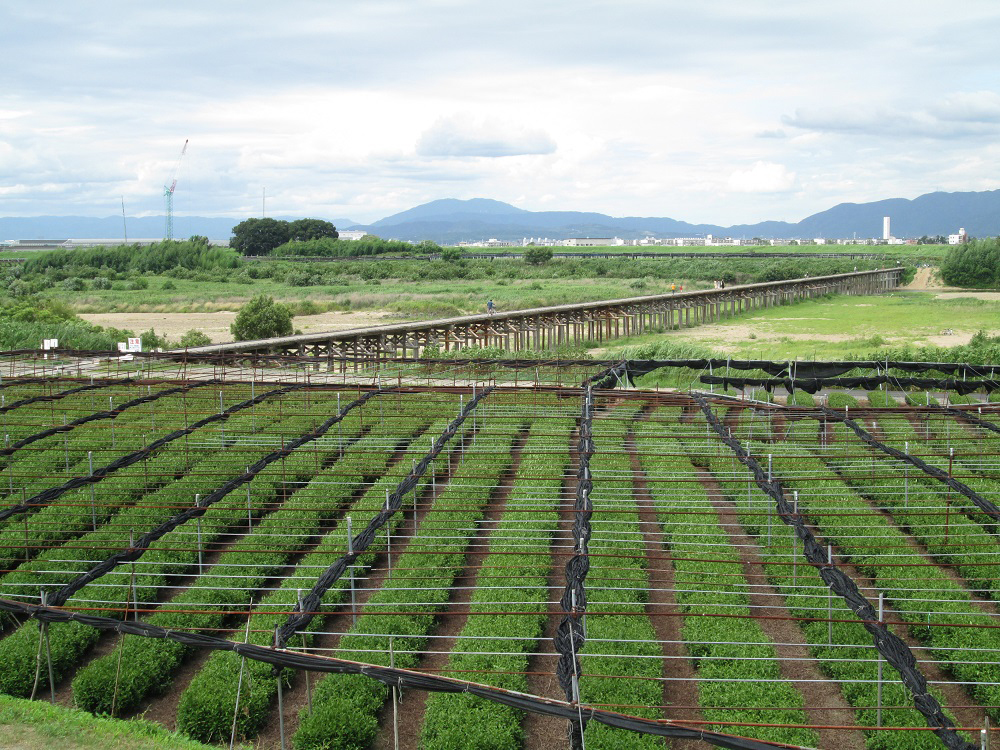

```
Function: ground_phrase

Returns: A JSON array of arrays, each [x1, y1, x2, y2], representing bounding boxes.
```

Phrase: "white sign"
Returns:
[[117, 342, 128, 352], [41, 338, 58, 350], [127, 337, 142, 353]]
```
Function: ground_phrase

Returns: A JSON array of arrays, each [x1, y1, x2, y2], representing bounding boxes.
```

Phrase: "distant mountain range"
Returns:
[[2, 190, 997, 244], [357, 192, 999, 243]]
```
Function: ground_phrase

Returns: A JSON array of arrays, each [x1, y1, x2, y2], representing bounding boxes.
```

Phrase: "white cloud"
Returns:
[[783, 98, 1000, 140], [727, 162, 797, 194], [1, 1, 999, 226], [416, 115, 556, 158]]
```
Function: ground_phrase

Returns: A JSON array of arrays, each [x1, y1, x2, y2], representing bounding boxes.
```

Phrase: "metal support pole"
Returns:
[[766, 454, 773, 546], [299, 590, 313, 715], [390, 636, 400, 750], [89, 451, 97, 531], [63, 416, 69, 473], [276, 626, 287, 750], [195, 494, 203, 576], [385, 489, 392, 578], [904, 441, 909, 508], [792, 491, 798, 588], [877, 592, 884, 727], [347, 516, 356, 626], [42, 589, 55, 703], [337, 392, 343, 453], [827, 544, 834, 644], [229, 609, 253, 750]]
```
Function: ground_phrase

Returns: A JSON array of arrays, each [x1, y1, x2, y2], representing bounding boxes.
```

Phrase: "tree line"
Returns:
[[940, 238, 1000, 287]]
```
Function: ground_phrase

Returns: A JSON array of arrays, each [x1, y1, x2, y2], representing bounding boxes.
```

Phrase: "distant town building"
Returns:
[[562, 237, 618, 247], [883, 217, 891, 241], [338, 230, 368, 241], [458, 238, 518, 248], [948, 227, 969, 244]]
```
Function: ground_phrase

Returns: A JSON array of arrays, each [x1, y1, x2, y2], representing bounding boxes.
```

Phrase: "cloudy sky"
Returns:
[[3, 1, 999, 225]]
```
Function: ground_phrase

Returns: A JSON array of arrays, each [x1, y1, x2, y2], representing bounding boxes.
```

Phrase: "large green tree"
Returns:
[[230, 218, 291, 256], [289, 218, 339, 242]]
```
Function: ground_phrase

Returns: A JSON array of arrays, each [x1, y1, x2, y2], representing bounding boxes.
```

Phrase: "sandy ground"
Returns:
[[902, 266, 1000, 299], [80, 310, 395, 344], [903, 266, 941, 289], [650, 323, 981, 349]]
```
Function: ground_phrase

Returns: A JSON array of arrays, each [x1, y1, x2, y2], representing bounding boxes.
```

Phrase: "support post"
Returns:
[[877, 592, 884, 727], [276, 626, 287, 750], [347, 516, 356, 626]]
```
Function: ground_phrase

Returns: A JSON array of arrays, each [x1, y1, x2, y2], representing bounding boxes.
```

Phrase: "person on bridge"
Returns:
[[487, 299, 495, 316]]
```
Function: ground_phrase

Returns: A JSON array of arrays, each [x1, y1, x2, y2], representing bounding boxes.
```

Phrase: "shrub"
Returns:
[[285, 270, 321, 287], [523, 246, 553, 265], [294, 299, 321, 316], [178, 329, 212, 348], [230, 295, 294, 341]]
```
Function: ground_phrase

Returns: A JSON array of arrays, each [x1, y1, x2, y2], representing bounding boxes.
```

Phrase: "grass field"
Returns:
[[0, 696, 234, 750], [59, 275, 690, 317], [605, 291, 1000, 361]]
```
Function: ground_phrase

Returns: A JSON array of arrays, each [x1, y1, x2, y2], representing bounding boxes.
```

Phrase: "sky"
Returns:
[[2, 1, 999, 226]]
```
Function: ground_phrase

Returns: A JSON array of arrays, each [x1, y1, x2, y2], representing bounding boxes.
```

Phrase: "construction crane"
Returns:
[[163, 139, 189, 240]]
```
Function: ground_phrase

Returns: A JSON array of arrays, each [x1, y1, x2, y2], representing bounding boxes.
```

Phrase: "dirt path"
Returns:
[[903, 266, 942, 290]]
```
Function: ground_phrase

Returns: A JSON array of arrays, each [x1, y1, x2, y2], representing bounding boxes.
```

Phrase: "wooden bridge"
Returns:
[[182, 268, 904, 360]]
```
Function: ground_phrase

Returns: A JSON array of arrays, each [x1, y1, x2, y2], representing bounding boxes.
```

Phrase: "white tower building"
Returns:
[[883, 217, 891, 240]]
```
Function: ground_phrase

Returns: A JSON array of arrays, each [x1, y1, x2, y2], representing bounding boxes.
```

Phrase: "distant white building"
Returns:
[[561, 237, 618, 247], [948, 227, 969, 244], [338, 230, 368, 241], [458, 238, 517, 248], [883, 216, 891, 241]]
